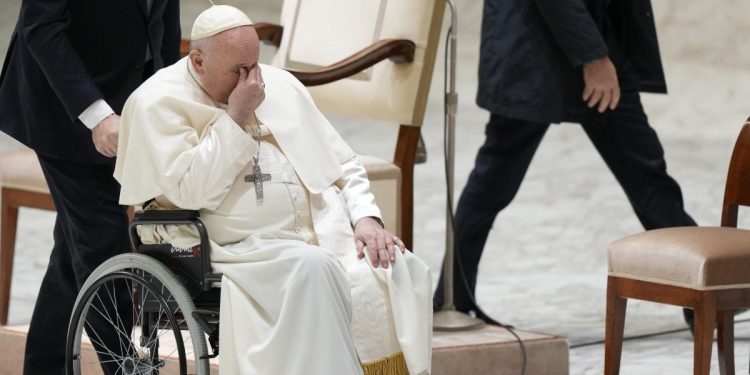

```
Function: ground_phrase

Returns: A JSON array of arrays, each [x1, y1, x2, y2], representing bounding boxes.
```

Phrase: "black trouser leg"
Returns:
[[434, 115, 549, 311], [581, 90, 697, 230], [24, 156, 130, 375]]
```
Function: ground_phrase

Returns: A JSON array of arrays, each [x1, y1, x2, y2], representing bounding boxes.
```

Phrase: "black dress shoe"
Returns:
[[683, 308, 694, 335], [683, 308, 746, 337], [474, 307, 507, 327], [433, 302, 507, 327]]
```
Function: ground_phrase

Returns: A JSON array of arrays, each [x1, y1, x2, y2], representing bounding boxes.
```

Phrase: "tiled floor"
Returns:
[[2, 1, 750, 373]]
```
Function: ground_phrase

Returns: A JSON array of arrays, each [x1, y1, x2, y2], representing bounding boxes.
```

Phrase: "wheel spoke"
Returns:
[[66, 259, 208, 375], [83, 320, 121, 359], [89, 294, 137, 354], [107, 279, 130, 356]]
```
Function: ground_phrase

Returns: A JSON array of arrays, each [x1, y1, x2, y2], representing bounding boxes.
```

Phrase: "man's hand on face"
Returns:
[[582, 55, 621, 113], [354, 217, 407, 269], [227, 65, 265, 125], [92, 114, 120, 157]]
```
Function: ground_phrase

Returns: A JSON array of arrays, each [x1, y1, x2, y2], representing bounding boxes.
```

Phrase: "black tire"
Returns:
[[65, 253, 210, 375]]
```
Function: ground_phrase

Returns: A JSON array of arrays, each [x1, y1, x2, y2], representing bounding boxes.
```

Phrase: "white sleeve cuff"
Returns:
[[78, 99, 115, 129]]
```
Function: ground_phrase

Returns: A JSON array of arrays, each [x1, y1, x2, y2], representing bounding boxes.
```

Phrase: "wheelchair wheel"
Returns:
[[66, 253, 210, 375]]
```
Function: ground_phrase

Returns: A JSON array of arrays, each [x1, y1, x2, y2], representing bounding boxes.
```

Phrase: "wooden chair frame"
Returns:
[[605, 120, 750, 375], [0, 187, 55, 325]]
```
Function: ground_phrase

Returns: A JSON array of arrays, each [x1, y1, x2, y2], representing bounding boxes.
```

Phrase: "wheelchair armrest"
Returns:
[[129, 210, 209, 255], [133, 209, 201, 221], [287, 39, 416, 87], [129, 209, 213, 288], [255, 22, 283, 47]]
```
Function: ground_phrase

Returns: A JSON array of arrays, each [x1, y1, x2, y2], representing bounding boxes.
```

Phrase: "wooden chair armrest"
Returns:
[[254, 22, 284, 47], [179, 34, 415, 87], [180, 39, 191, 58], [287, 39, 415, 86], [179, 23, 283, 58]]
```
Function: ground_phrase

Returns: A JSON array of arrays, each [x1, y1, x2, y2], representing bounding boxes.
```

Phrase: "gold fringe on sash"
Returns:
[[361, 352, 409, 375]]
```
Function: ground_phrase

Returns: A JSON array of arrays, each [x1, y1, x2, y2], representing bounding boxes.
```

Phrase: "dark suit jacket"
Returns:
[[0, 0, 180, 164], [476, 0, 666, 124]]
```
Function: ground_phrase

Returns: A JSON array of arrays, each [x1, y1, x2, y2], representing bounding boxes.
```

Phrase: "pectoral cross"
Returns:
[[244, 157, 271, 204]]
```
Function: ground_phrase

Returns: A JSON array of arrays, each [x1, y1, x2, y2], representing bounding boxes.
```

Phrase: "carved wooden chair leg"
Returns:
[[717, 309, 735, 375], [693, 294, 717, 375], [604, 277, 627, 375]]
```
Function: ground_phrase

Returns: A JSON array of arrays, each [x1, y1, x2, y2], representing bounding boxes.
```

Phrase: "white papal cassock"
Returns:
[[114, 57, 432, 375]]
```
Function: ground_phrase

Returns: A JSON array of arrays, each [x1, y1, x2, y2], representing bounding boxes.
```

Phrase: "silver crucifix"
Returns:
[[244, 157, 271, 204]]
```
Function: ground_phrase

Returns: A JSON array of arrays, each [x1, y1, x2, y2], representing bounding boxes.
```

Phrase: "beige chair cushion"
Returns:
[[358, 154, 401, 236], [608, 226, 750, 290], [358, 154, 400, 180], [0, 149, 49, 194]]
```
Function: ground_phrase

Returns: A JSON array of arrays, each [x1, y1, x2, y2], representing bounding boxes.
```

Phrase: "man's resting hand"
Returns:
[[92, 114, 120, 157], [354, 217, 407, 269]]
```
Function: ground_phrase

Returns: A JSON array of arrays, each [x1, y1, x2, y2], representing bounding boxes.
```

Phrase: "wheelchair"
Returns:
[[65, 210, 220, 375]]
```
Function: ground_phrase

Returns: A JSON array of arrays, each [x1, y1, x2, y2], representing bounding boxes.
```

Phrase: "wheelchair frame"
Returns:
[[65, 210, 222, 375]]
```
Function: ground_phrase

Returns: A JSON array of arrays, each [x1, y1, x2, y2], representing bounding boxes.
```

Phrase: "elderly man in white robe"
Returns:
[[114, 5, 432, 375]]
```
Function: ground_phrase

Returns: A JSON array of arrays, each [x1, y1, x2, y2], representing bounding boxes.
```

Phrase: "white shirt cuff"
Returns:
[[78, 99, 115, 130]]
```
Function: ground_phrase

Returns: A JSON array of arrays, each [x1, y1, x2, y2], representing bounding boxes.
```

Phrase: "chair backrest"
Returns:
[[722, 120, 750, 227], [270, 0, 446, 128], [269, 0, 446, 248]]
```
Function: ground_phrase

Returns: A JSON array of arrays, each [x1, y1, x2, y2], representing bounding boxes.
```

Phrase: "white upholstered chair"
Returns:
[[197, 0, 448, 249]]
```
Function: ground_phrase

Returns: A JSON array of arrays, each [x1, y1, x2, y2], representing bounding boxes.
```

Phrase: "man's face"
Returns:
[[193, 26, 261, 104]]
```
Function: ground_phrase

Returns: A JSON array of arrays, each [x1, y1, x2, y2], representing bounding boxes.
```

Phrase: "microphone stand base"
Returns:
[[433, 309, 486, 332]]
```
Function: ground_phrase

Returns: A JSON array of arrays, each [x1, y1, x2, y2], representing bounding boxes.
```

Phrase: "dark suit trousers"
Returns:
[[24, 155, 131, 374], [434, 89, 697, 311]]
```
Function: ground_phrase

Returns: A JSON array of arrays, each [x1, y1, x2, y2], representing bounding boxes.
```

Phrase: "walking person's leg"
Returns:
[[434, 115, 550, 317], [581, 90, 696, 230]]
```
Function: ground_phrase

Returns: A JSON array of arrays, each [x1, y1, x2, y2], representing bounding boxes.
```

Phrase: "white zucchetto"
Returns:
[[191, 5, 253, 40]]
